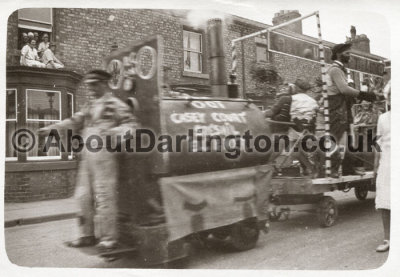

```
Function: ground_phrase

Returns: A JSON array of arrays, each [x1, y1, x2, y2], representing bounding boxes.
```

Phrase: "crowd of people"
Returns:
[[20, 31, 64, 69]]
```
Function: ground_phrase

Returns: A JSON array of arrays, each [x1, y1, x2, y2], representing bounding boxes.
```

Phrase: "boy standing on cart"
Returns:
[[325, 43, 376, 177]]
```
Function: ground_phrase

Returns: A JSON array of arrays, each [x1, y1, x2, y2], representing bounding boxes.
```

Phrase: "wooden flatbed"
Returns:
[[267, 172, 376, 227]]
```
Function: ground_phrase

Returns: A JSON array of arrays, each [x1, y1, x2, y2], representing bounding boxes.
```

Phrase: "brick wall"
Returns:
[[6, 11, 19, 65], [5, 169, 76, 202], [53, 9, 214, 108], [6, 8, 334, 108], [270, 52, 321, 84]]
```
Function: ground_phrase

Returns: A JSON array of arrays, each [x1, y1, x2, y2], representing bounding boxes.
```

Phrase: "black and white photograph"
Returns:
[[0, 0, 397, 274]]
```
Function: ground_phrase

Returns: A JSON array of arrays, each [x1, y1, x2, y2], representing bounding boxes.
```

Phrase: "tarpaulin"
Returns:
[[159, 164, 273, 241]]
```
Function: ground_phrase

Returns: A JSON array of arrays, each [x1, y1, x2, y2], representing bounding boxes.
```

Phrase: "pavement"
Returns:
[[4, 197, 78, 228]]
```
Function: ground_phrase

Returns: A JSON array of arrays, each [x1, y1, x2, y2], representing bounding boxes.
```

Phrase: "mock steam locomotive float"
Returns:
[[75, 13, 379, 265]]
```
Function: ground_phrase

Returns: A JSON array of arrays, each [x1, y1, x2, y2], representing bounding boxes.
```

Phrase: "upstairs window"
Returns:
[[255, 36, 268, 63], [18, 8, 52, 32], [183, 30, 203, 73], [17, 8, 53, 50]]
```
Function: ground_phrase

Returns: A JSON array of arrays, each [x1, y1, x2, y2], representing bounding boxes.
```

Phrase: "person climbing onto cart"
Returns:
[[325, 42, 377, 177]]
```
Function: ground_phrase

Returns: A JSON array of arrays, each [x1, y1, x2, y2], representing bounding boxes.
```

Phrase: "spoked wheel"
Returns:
[[354, 186, 369, 201], [229, 218, 260, 251], [317, 196, 338, 227]]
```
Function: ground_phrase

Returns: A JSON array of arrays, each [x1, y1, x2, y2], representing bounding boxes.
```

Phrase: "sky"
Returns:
[[201, 0, 392, 58]]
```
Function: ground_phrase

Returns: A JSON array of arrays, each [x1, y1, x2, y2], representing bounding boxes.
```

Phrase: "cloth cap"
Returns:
[[84, 69, 112, 84], [43, 34, 49, 38], [28, 32, 34, 38], [331, 43, 352, 60]]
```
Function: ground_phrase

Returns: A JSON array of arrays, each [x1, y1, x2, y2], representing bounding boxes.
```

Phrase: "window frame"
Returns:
[[6, 88, 18, 161], [26, 89, 62, 122], [6, 88, 18, 121], [256, 43, 269, 63], [18, 8, 53, 32], [183, 29, 203, 73], [25, 88, 62, 161], [67, 92, 74, 160]]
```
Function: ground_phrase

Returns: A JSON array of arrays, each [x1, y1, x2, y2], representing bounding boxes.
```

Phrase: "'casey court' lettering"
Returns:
[[170, 112, 247, 124]]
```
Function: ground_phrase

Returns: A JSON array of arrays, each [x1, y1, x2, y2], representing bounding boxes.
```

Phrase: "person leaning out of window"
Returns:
[[20, 38, 45, 68], [42, 42, 64, 69], [38, 33, 50, 58]]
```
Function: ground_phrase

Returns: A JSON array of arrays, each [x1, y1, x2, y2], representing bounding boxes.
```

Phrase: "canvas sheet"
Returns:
[[159, 165, 273, 241]]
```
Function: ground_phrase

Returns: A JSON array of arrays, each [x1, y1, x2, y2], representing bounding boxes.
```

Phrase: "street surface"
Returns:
[[4, 190, 388, 269]]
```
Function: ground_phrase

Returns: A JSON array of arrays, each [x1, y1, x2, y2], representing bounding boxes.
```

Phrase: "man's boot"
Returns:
[[65, 236, 97, 248]]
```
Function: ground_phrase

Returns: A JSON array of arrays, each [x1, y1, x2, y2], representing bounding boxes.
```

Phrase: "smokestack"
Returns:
[[207, 18, 228, 97]]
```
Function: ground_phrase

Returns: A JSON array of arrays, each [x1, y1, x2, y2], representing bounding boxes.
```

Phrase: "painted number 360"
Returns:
[[106, 46, 157, 91]]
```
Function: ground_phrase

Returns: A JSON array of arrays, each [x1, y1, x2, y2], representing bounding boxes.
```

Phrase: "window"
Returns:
[[67, 93, 74, 159], [183, 30, 203, 73], [255, 36, 268, 63], [18, 8, 52, 32], [17, 8, 53, 50], [6, 89, 17, 160], [67, 93, 74, 118], [256, 44, 268, 63], [26, 89, 61, 160]]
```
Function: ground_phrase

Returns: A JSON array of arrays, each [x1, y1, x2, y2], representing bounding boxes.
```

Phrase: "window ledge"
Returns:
[[182, 71, 209, 79], [5, 160, 78, 172]]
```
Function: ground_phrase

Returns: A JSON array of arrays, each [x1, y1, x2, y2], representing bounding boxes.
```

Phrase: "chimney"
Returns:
[[272, 10, 302, 34], [348, 26, 370, 53], [207, 18, 228, 97], [350, 26, 356, 40]]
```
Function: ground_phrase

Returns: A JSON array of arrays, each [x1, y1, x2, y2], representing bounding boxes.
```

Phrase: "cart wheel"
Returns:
[[269, 208, 282, 222], [354, 186, 368, 201], [317, 196, 338, 227], [230, 218, 260, 251]]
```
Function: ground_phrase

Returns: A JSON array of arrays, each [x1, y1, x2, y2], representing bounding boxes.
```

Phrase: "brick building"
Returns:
[[5, 8, 387, 202]]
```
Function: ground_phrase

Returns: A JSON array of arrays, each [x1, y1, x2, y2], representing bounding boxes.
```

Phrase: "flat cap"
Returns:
[[83, 69, 112, 84], [331, 43, 352, 60]]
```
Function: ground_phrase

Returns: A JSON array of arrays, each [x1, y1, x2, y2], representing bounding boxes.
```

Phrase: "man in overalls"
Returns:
[[39, 70, 139, 250]]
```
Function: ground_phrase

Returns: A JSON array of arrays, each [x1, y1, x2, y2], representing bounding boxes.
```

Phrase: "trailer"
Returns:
[[229, 11, 382, 227]]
